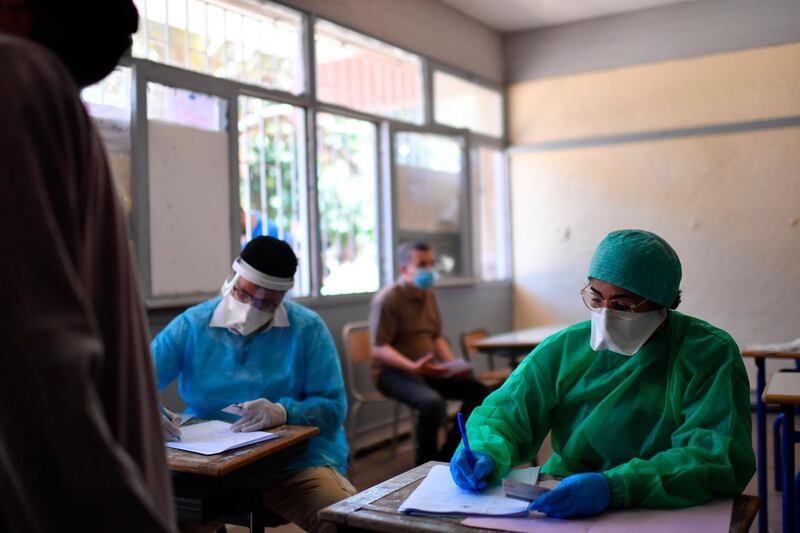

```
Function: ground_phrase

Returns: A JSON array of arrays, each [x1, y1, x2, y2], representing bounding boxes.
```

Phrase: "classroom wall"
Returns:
[[281, 0, 504, 83], [506, 0, 800, 388], [505, 0, 800, 83]]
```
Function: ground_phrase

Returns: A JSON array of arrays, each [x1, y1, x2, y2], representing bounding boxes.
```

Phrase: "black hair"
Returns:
[[241, 236, 298, 278], [669, 290, 682, 310], [397, 241, 431, 267]]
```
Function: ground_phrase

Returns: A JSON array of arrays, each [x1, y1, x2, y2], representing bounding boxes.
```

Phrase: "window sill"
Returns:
[[144, 279, 512, 311]]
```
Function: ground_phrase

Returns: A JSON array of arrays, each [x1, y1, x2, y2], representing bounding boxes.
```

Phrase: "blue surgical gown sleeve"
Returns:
[[150, 316, 189, 391], [278, 315, 347, 436]]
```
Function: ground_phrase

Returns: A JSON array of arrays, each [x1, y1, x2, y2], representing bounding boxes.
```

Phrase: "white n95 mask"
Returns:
[[590, 308, 666, 356], [221, 290, 274, 336]]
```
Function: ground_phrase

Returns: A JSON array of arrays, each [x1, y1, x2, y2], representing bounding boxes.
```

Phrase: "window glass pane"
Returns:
[[317, 113, 378, 296], [474, 147, 509, 281], [147, 82, 227, 131], [315, 19, 423, 124], [133, 0, 304, 94], [395, 132, 465, 278], [238, 96, 310, 297], [146, 83, 232, 297], [81, 67, 133, 216], [434, 71, 503, 137]]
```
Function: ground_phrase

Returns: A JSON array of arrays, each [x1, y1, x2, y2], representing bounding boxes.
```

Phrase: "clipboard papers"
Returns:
[[165, 420, 279, 455], [439, 359, 473, 377], [398, 464, 539, 517]]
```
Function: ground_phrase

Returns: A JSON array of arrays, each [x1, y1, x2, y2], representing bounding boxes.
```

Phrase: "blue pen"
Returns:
[[457, 411, 475, 469], [159, 404, 181, 441]]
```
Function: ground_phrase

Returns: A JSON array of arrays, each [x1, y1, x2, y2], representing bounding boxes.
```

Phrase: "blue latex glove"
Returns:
[[450, 449, 493, 491], [529, 472, 610, 518]]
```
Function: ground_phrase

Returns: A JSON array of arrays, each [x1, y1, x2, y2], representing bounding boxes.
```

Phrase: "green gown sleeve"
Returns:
[[603, 331, 755, 508], [466, 335, 562, 485]]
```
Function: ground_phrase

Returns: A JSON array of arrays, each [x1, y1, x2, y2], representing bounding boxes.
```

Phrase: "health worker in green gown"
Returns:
[[450, 229, 755, 518]]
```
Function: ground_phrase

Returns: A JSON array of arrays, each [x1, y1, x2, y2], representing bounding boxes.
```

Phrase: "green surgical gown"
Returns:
[[467, 311, 755, 509]]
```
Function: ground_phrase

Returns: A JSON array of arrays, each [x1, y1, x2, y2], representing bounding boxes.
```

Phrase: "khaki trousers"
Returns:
[[262, 466, 356, 533]]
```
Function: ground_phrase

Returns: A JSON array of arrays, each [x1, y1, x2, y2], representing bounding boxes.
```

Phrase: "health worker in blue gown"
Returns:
[[151, 236, 355, 533]]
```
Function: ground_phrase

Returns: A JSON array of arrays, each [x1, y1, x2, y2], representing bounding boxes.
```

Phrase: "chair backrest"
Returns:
[[343, 321, 372, 364], [342, 321, 373, 400], [460, 329, 489, 362]]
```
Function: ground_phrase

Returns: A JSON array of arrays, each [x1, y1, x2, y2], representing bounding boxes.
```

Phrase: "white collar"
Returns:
[[209, 299, 291, 333]]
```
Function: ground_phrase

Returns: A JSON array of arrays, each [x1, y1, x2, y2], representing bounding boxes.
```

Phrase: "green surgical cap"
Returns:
[[588, 229, 682, 307]]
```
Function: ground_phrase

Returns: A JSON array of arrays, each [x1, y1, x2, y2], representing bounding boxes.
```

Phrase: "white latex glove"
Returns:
[[160, 407, 181, 441], [230, 398, 287, 432]]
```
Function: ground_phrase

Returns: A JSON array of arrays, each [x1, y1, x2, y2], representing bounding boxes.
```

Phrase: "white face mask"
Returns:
[[221, 290, 274, 336], [590, 308, 666, 356]]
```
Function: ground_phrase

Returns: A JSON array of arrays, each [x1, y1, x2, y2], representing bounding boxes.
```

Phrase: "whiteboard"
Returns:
[[148, 119, 231, 297]]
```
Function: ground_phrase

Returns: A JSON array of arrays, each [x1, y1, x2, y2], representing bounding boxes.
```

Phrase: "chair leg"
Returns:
[[392, 402, 401, 457], [796, 471, 800, 526], [410, 408, 418, 460], [348, 401, 362, 476], [775, 412, 785, 491]]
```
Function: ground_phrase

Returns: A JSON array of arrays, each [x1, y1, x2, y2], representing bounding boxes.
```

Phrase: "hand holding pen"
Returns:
[[159, 404, 182, 441], [450, 411, 494, 491]]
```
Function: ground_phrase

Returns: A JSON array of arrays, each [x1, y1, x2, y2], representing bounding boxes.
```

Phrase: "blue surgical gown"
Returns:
[[151, 297, 349, 474]]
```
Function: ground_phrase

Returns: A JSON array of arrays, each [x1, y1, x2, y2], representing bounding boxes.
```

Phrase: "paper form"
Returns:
[[165, 420, 278, 455], [398, 464, 538, 516]]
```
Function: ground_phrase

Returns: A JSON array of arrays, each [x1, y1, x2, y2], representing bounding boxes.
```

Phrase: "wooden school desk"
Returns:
[[763, 372, 800, 533], [167, 424, 318, 531], [474, 324, 569, 365], [319, 461, 759, 533], [742, 350, 800, 533]]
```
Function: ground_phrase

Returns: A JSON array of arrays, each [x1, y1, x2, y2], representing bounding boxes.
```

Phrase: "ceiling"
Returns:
[[436, 0, 701, 33]]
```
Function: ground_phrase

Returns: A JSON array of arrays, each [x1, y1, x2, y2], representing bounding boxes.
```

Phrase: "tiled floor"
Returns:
[[225, 410, 795, 532]]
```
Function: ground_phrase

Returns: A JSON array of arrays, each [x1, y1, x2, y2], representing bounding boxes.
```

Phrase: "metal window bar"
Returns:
[[183, 0, 190, 68], [142, 0, 149, 55], [258, 107, 268, 241], [165, 0, 172, 65], [241, 101, 252, 241], [274, 112, 285, 241]]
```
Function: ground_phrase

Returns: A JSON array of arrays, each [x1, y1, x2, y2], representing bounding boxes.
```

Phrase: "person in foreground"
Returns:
[[152, 236, 355, 532], [451, 229, 755, 518], [0, 0, 175, 531]]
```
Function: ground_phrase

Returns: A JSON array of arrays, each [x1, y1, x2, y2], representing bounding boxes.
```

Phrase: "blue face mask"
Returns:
[[413, 269, 435, 290]]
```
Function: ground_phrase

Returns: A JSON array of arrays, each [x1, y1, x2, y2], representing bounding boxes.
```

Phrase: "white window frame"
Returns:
[[115, 3, 510, 308]]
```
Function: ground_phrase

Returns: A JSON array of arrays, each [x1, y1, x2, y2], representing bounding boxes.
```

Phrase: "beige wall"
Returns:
[[281, 0, 504, 83], [509, 43, 800, 145], [508, 43, 800, 361]]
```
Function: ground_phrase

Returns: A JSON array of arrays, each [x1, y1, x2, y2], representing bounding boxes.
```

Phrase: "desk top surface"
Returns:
[[319, 462, 757, 533], [166, 424, 318, 477], [474, 325, 570, 350], [763, 372, 800, 406], [741, 350, 800, 360]]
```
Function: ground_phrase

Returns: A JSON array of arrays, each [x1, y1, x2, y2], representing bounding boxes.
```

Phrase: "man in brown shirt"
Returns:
[[369, 242, 488, 465], [0, 1, 175, 530]]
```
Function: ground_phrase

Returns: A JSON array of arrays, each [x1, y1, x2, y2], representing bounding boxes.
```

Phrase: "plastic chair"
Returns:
[[460, 329, 513, 390], [341, 321, 412, 473]]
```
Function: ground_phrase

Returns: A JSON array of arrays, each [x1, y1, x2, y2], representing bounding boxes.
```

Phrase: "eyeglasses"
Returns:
[[580, 283, 649, 319], [231, 284, 279, 310]]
